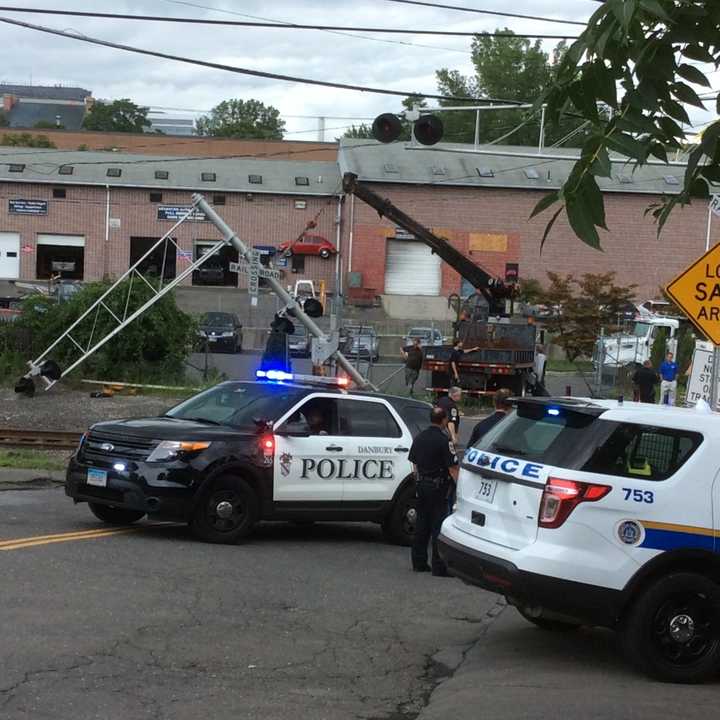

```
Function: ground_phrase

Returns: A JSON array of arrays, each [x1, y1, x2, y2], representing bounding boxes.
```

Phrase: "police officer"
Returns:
[[409, 406, 459, 576], [437, 386, 461, 445]]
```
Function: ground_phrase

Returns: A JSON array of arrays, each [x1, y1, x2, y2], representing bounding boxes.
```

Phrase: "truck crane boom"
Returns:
[[342, 172, 511, 315]]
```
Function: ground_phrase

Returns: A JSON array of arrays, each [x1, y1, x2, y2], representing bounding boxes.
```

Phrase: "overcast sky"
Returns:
[[0, 0, 716, 140]]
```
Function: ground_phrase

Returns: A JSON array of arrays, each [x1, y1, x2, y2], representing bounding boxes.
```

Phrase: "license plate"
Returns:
[[209, 337, 218, 342], [87, 468, 107, 487], [476, 479, 497, 503]]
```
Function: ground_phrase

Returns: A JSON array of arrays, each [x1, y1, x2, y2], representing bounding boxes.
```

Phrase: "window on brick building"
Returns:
[[149, 192, 163, 203], [53, 188, 66, 199], [248, 174, 263, 184], [213, 194, 226, 206], [106, 168, 121, 178], [294, 176, 309, 186], [8, 164, 25, 173], [201, 172, 216, 182], [154, 170, 169, 180], [58, 165, 74, 176]]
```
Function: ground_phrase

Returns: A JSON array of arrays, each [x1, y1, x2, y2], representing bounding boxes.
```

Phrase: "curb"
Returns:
[[0, 468, 65, 485]]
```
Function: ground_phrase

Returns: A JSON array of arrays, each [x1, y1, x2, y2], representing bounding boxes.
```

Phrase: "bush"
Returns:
[[13, 279, 197, 384]]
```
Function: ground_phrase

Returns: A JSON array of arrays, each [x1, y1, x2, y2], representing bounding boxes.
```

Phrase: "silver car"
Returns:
[[343, 325, 380, 362], [288, 325, 312, 357], [404, 327, 444, 348]]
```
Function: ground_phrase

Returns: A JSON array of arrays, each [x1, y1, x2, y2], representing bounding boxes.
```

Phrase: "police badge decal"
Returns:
[[280, 453, 292, 477]]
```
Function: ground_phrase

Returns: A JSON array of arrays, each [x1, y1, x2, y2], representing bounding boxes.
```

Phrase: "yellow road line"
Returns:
[[0, 523, 180, 551]]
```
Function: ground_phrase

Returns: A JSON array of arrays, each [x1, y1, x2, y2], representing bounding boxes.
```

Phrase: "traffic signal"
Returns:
[[371, 113, 444, 146], [371, 113, 403, 143]]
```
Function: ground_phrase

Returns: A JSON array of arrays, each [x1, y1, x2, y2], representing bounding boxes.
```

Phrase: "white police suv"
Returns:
[[439, 396, 720, 683], [67, 372, 431, 546]]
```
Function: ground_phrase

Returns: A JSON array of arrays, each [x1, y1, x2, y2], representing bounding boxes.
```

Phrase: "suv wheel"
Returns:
[[190, 475, 259, 544], [516, 606, 581, 632], [621, 572, 720, 683], [88, 502, 145, 525], [381, 484, 416, 546]]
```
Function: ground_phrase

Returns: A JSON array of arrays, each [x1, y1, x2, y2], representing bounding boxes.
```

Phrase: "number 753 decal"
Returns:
[[622, 488, 654, 504]]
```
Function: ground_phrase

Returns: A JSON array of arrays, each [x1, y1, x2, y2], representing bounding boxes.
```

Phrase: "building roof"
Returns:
[[0, 84, 91, 101], [0, 147, 341, 195], [338, 138, 688, 196], [6, 101, 86, 130]]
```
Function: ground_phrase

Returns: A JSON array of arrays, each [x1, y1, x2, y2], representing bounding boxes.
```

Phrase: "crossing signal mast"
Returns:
[[371, 111, 445, 146]]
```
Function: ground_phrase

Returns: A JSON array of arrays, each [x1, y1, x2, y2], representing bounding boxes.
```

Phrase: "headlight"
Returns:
[[147, 440, 211, 463]]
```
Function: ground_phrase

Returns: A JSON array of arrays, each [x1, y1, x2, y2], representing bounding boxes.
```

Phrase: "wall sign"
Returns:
[[9, 199, 48, 215], [157, 205, 207, 222]]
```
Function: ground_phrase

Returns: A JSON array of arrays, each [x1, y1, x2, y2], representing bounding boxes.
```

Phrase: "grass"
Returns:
[[0, 449, 68, 472]]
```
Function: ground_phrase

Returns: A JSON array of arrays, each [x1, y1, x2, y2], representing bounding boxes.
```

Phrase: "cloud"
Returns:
[[0, 0, 598, 137]]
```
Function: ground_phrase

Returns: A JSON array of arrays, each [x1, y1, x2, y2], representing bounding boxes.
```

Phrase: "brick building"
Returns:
[[0, 147, 342, 292], [338, 139, 717, 311]]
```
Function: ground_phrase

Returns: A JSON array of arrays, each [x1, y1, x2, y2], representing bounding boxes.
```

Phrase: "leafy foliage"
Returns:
[[434, 31, 590, 145], [82, 99, 150, 133], [0, 111, 8, 128], [342, 124, 374, 139], [195, 99, 285, 139], [15, 281, 197, 382], [34, 120, 63, 129], [537, 0, 720, 248], [1, 132, 56, 148], [540, 271, 637, 362]]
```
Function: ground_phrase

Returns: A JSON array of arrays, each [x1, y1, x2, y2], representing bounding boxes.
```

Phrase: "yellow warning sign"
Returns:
[[666, 243, 720, 345]]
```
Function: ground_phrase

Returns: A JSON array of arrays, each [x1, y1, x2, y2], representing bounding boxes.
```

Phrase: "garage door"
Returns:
[[0, 232, 20, 279], [37, 234, 85, 280], [384, 240, 441, 296], [37, 234, 85, 247]]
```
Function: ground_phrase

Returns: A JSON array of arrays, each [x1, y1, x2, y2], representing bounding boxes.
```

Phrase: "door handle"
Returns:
[[326, 445, 343, 452], [394, 447, 409, 453]]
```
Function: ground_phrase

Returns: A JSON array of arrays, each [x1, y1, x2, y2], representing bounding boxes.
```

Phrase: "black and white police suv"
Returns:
[[66, 372, 431, 546], [439, 396, 720, 683]]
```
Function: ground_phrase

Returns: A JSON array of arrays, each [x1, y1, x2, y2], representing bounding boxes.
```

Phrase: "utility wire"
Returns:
[[0, 6, 580, 39], [380, 0, 587, 26], [0, 15, 530, 105]]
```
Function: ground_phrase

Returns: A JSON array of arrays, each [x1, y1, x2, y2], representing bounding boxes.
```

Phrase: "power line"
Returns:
[[0, 6, 580, 39], [0, 15, 530, 105], [379, 0, 587, 27]]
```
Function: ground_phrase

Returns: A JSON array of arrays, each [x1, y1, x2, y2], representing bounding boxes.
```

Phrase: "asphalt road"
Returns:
[[0, 485, 498, 720]]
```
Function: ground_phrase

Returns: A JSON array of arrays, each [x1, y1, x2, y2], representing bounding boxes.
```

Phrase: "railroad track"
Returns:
[[0, 429, 81, 451]]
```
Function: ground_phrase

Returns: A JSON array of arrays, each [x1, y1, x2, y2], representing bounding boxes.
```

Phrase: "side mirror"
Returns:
[[275, 422, 310, 438]]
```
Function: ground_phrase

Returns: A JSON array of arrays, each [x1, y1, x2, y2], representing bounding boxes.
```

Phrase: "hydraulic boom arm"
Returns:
[[342, 172, 510, 314]]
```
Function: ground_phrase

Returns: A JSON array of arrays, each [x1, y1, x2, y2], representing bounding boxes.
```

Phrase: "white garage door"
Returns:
[[0, 232, 20, 279], [37, 234, 85, 247], [384, 240, 442, 296]]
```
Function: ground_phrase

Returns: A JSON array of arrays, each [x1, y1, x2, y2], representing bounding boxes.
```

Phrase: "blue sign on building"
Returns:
[[9, 199, 48, 215]]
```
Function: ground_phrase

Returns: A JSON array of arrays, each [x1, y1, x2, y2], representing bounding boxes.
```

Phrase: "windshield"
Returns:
[[202, 312, 233, 327], [408, 329, 431, 338], [632, 322, 651, 337], [165, 382, 305, 429]]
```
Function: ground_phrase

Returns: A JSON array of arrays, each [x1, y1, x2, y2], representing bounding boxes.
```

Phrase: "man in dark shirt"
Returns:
[[632, 360, 660, 403], [448, 340, 480, 385], [437, 387, 461, 445], [468, 388, 512, 447], [401, 337, 424, 396], [409, 406, 459, 576]]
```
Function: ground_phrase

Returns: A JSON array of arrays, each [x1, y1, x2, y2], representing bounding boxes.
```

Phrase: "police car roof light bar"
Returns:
[[256, 369, 349, 387]]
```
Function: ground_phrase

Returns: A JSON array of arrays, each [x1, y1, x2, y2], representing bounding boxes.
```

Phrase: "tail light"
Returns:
[[260, 435, 275, 464], [538, 477, 611, 529]]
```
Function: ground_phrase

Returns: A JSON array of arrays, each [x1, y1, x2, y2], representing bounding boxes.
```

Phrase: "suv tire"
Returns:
[[89, 502, 145, 525], [191, 475, 260, 544], [621, 572, 720, 683], [381, 483, 416, 546]]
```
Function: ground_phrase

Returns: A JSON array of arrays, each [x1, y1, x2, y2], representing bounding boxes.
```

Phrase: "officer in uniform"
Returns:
[[409, 406, 459, 576]]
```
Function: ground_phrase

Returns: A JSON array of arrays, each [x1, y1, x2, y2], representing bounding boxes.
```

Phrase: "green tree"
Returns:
[[540, 271, 637, 362], [536, 1, 720, 249], [0, 111, 8, 128], [82, 99, 150, 133], [435, 31, 587, 146], [343, 123, 374, 139], [195, 99, 285, 139], [1, 133, 56, 148]]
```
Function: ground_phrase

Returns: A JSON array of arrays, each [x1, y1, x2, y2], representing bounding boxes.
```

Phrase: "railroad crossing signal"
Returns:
[[666, 242, 720, 344], [229, 259, 285, 281]]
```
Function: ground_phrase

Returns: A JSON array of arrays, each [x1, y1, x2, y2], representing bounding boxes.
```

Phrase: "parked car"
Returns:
[[278, 234, 337, 259], [195, 262, 225, 286], [404, 326, 444, 348], [288, 324, 312, 358], [343, 325, 380, 362], [197, 312, 243, 353]]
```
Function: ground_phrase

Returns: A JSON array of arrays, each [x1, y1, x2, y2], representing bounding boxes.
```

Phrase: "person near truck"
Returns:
[[448, 340, 480, 385], [409, 406, 459, 576], [658, 351, 679, 405], [436, 387, 462, 446], [632, 360, 660, 403], [468, 388, 512, 448], [400, 337, 424, 396]]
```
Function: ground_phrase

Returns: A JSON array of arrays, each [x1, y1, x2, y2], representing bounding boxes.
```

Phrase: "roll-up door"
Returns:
[[36, 234, 85, 279], [384, 240, 442, 296]]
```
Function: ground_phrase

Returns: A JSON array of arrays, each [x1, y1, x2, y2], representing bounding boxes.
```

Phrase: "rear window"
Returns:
[[473, 404, 703, 481]]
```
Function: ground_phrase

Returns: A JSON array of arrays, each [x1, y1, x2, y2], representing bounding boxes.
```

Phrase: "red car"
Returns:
[[278, 234, 337, 259]]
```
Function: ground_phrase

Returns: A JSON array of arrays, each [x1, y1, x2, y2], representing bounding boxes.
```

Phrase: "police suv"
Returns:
[[439, 396, 720, 683], [65, 372, 431, 546]]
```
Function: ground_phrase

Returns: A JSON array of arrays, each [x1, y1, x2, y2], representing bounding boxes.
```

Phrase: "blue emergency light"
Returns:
[[547, 407, 561, 416], [256, 369, 294, 381]]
